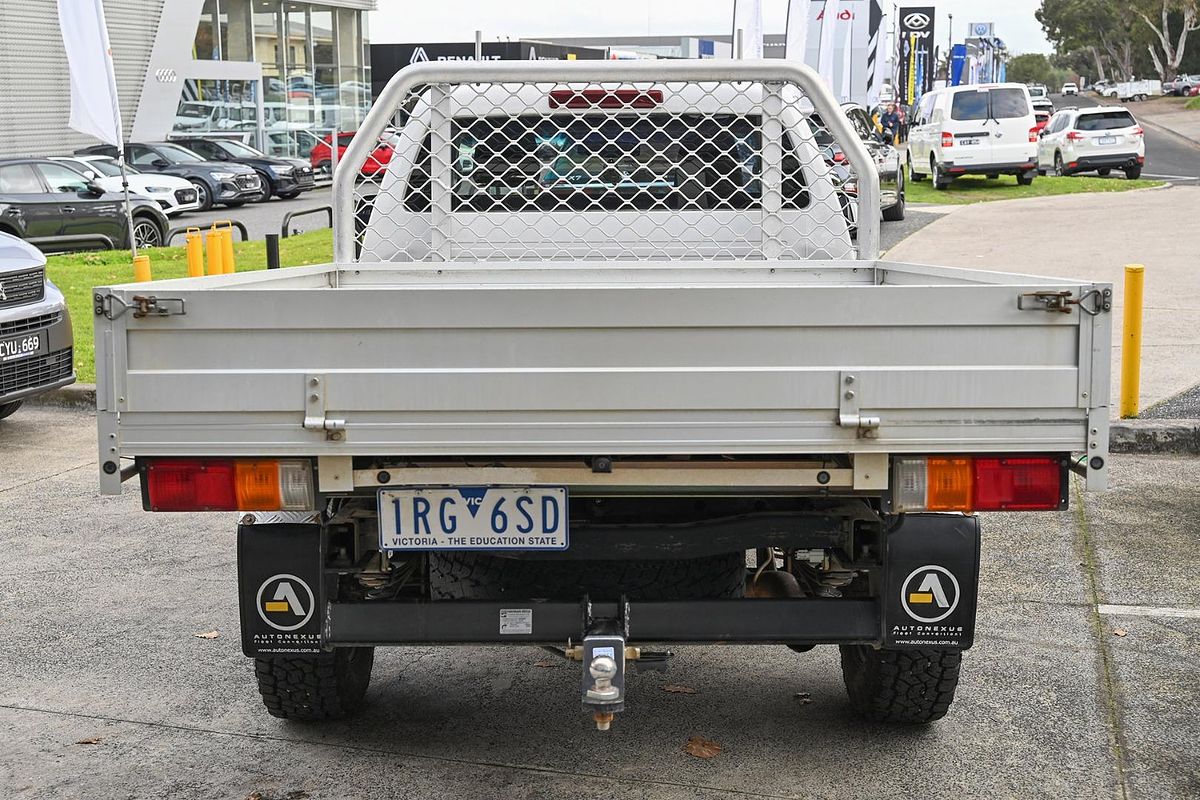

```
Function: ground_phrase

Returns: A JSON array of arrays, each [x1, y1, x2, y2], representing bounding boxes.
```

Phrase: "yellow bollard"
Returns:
[[1119, 265, 1145, 419], [132, 254, 152, 282], [206, 224, 224, 275], [185, 227, 203, 277], [219, 221, 236, 274]]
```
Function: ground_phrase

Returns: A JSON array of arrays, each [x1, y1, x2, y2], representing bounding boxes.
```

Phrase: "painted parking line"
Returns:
[[1097, 604, 1200, 619], [1142, 173, 1200, 180]]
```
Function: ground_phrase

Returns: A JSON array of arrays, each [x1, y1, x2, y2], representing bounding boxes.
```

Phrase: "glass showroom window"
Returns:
[[174, 79, 258, 134], [194, 0, 253, 61]]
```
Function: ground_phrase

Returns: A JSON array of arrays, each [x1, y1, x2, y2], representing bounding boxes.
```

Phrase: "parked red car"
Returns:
[[310, 131, 396, 177], [1033, 110, 1051, 135]]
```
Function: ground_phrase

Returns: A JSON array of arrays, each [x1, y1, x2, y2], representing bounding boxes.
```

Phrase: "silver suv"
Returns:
[[0, 233, 74, 419]]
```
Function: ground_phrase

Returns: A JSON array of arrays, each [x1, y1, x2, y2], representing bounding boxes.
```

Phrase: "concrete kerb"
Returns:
[[24, 384, 1200, 455], [27, 383, 95, 411]]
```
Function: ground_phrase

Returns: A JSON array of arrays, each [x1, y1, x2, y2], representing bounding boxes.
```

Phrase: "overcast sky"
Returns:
[[370, 0, 1053, 55]]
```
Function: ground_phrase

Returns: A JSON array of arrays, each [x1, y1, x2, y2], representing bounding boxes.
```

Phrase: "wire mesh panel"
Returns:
[[337, 62, 878, 265]]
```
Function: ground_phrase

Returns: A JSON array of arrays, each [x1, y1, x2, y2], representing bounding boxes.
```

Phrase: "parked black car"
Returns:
[[75, 142, 261, 211], [0, 158, 169, 251], [0, 233, 74, 420], [171, 138, 315, 202]]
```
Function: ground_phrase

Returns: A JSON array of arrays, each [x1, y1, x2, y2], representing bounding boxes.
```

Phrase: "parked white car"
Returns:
[[1061, 82, 1079, 96], [50, 155, 201, 216], [1037, 106, 1145, 179], [906, 83, 1038, 189]]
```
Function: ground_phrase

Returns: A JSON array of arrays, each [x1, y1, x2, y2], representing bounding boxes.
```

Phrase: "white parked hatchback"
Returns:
[[1036, 106, 1145, 179], [906, 83, 1038, 190]]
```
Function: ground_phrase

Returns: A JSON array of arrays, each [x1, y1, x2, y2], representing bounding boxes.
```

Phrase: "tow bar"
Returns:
[[542, 596, 675, 730]]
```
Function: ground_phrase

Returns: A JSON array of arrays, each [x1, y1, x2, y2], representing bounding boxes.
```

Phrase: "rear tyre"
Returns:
[[1125, 165, 1142, 180], [0, 400, 23, 421], [130, 215, 163, 249], [907, 152, 926, 182], [840, 645, 962, 724], [1097, 168, 1112, 177], [1016, 172, 1035, 186], [1053, 152, 1069, 178], [429, 552, 746, 601], [931, 158, 951, 190], [985, 173, 1000, 180], [254, 647, 375, 721]]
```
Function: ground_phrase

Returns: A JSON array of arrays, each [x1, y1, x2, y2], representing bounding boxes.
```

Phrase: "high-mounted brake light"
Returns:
[[146, 458, 314, 512], [893, 456, 1064, 512], [941, 131, 954, 148], [548, 88, 664, 109]]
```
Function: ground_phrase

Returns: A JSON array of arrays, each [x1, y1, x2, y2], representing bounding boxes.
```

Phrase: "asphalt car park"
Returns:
[[1, 404, 1196, 800]]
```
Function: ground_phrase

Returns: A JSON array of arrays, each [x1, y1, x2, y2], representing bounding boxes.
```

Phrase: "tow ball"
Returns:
[[579, 596, 628, 731]]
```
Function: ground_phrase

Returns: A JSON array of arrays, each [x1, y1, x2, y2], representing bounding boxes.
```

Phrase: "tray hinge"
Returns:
[[837, 372, 880, 438], [302, 374, 346, 441]]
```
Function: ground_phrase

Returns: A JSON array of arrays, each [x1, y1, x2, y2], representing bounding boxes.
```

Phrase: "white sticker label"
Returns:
[[499, 608, 533, 635]]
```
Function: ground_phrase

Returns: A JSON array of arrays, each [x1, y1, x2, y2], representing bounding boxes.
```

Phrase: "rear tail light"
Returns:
[[549, 88, 663, 109], [893, 456, 1064, 512], [941, 131, 954, 148], [146, 458, 314, 511], [1066, 131, 1084, 141], [1133, 126, 1144, 137], [1028, 126, 1039, 143]]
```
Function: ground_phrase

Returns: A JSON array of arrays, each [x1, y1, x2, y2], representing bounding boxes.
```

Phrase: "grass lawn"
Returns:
[[907, 173, 1161, 205], [46, 228, 332, 384], [1186, 96, 1200, 110]]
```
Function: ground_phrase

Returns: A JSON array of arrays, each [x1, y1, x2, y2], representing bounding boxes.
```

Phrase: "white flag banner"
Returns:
[[784, 0, 811, 61], [817, 0, 841, 87], [57, 0, 124, 148], [731, 0, 765, 59], [840, 14, 853, 100]]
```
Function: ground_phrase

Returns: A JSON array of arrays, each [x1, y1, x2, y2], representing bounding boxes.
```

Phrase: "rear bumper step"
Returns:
[[325, 598, 881, 645]]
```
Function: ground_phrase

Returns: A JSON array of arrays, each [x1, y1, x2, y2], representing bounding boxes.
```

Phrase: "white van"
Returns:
[[906, 83, 1039, 189]]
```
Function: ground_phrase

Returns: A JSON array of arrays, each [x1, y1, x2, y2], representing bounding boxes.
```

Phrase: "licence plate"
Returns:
[[1098, 135, 1118, 145], [378, 486, 568, 551], [959, 137, 980, 145], [0, 330, 44, 362]]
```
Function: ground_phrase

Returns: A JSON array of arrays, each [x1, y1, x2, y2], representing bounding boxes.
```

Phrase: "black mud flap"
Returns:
[[237, 522, 325, 658], [883, 513, 981, 650]]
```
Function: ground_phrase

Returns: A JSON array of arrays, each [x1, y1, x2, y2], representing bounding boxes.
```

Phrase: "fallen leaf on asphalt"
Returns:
[[75, 737, 102, 745], [1113, 628, 1128, 637], [683, 736, 721, 759], [194, 630, 220, 639], [662, 684, 698, 694], [532, 660, 559, 668], [793, 692, 812, 705]]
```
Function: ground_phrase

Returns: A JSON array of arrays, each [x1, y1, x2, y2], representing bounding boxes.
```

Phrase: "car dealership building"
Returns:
[[0, 0, 375, 159]]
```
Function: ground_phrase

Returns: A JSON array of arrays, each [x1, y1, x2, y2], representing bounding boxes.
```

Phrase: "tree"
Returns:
[[1137, 1, 1200, 79], [1037, 0, 1151, 80], [1007, 53, 1057, 84]]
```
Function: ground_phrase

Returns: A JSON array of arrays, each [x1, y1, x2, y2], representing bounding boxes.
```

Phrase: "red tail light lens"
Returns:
[[1028, 127, 1039, 143], [146, 459, 236, 511], [893, 455, 1065, 512], [1066, 131, 1084, 141], [549, 88, 664, 109], [145, 458, 315, 511], [941, 132, 954, 148], [1133, 126, 1144, 136], [973, 457, 1063, 511]]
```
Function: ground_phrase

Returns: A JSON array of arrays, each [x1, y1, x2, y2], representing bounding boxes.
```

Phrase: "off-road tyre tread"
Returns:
[[429, 551, 745, 601], [839, 645, 962, 724], [254, 647, 374, 720]]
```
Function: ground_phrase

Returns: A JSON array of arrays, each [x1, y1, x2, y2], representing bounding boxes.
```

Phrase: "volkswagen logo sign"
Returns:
[[903, 12, 931, 29]]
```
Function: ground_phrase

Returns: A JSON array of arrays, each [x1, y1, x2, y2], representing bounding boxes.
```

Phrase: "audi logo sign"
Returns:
[[903, 12, 931, 29]]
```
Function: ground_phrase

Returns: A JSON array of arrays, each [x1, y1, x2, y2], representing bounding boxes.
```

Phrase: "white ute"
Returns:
[[93, 61, 1112, 731]]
